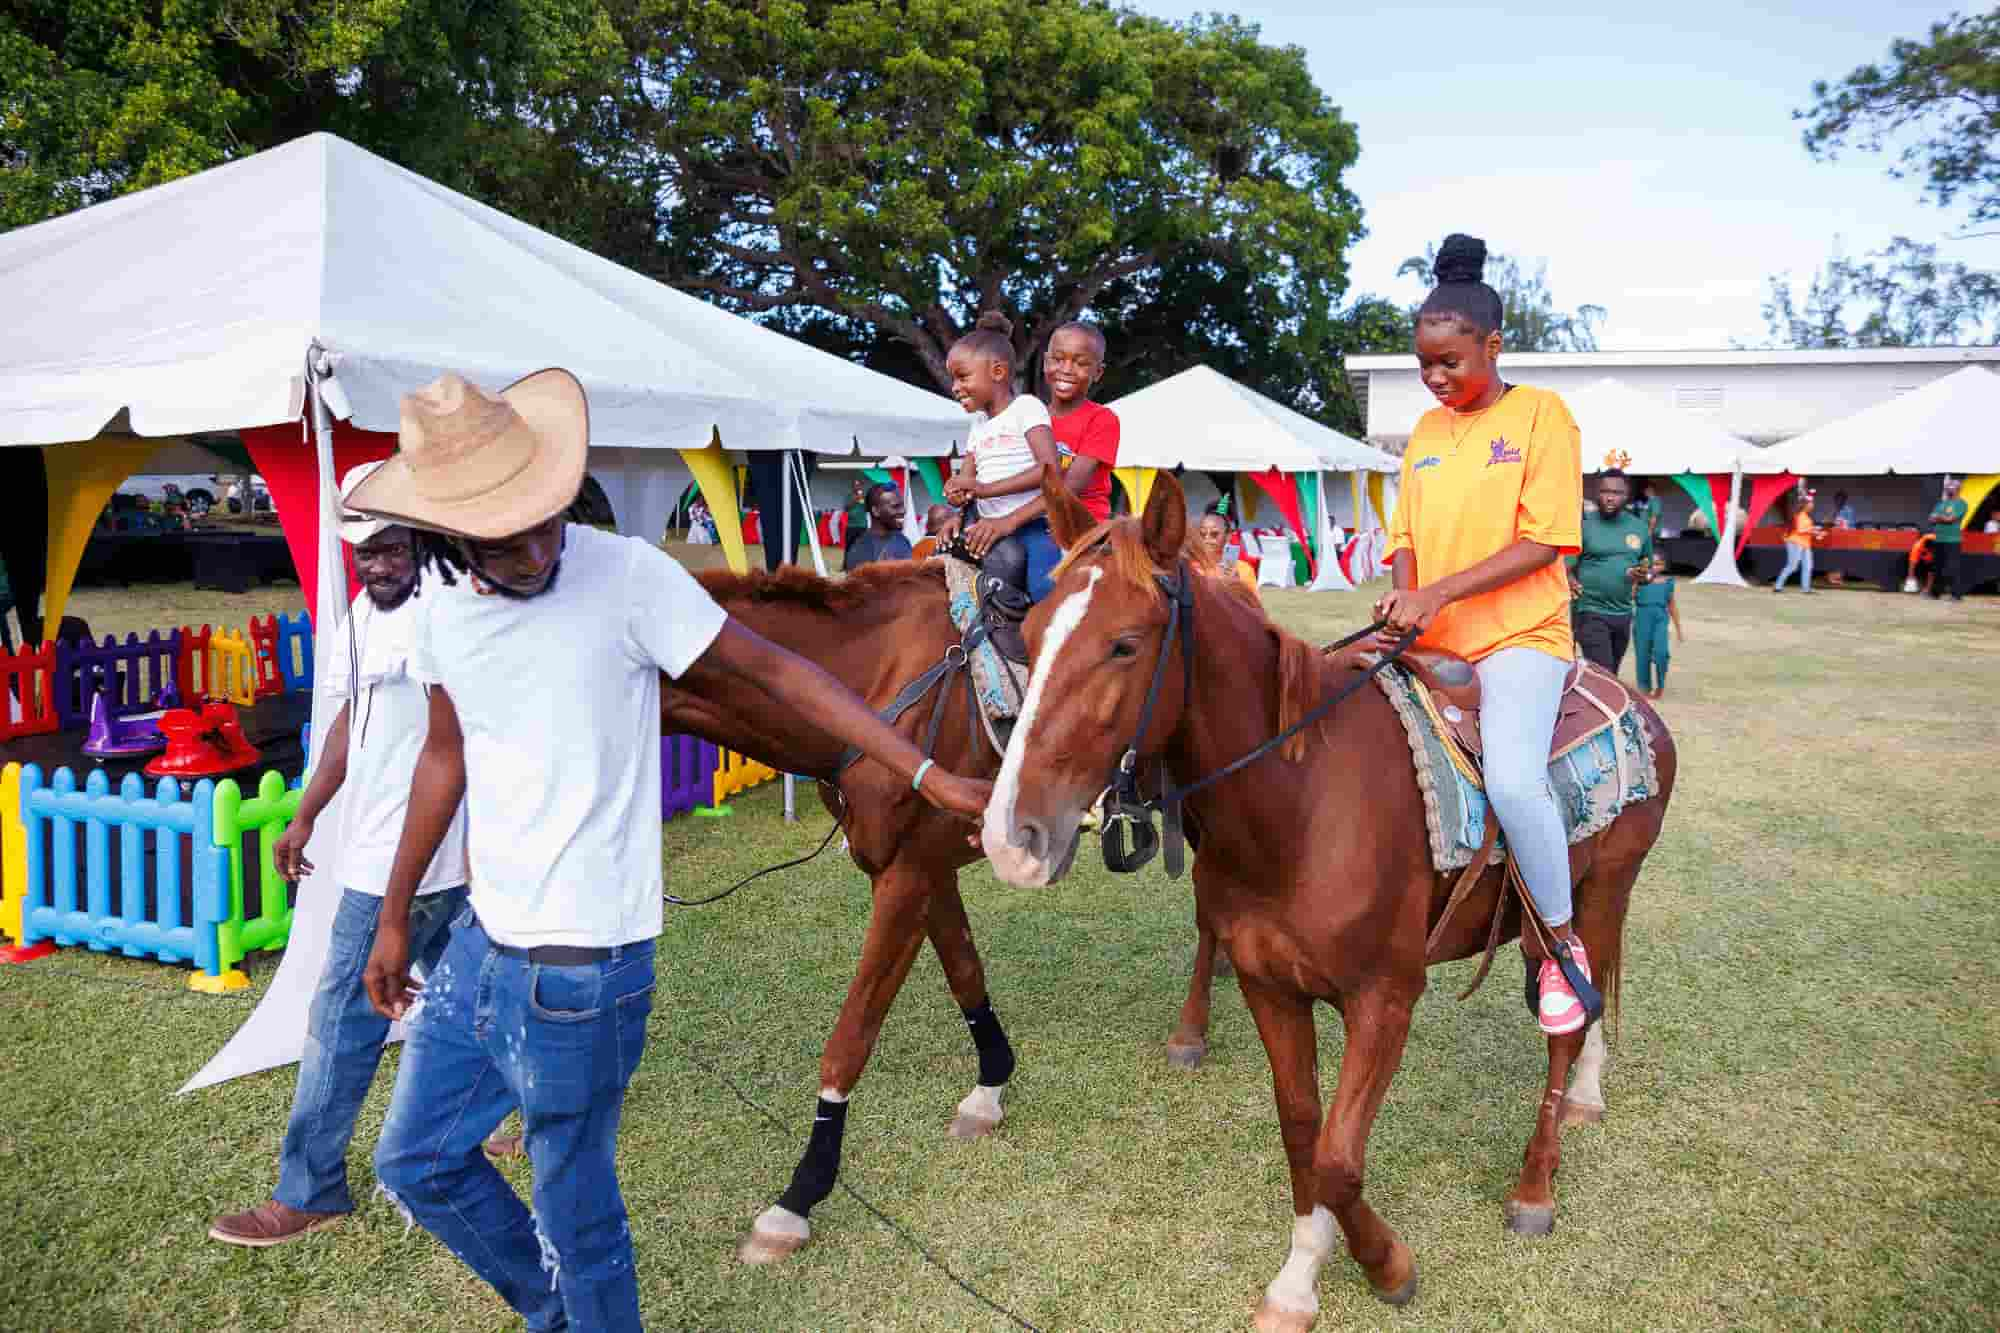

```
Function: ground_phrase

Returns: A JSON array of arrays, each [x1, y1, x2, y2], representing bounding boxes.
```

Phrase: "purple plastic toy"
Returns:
[[82, 690, 167, 759]]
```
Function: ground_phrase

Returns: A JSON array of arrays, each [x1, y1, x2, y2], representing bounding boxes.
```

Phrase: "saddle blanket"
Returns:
[[942, 556, 1025, 740], [1374, 664, 1659, 873]]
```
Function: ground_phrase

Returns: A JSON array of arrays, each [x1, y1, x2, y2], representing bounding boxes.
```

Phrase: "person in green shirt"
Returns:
[[1632, 554, 1683, 699], [1566, 469, 1653, 673], [1927, 476, 1969, 601]]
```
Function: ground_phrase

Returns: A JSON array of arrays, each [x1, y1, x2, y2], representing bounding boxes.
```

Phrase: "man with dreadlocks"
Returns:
[[207, 461, 470, 1249], [344, 370, 987, 1333], [1376, 233, 1596, 1040]]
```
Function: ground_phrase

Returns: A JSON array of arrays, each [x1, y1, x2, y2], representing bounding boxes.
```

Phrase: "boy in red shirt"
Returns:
[[1044, 321, 1120, 521]]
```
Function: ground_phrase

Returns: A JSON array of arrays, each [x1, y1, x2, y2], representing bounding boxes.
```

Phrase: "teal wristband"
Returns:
[[911, 758, 935, 792]]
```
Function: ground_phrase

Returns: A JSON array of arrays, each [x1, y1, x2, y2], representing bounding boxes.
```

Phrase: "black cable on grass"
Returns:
[[681, 1043, 1045, 1333]]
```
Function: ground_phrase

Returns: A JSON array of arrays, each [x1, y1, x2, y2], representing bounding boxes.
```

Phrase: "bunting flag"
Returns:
[[1112, 466, 1157, 516], [242, 421, 398, 620], [679, 433, 750, 573], [912, 457, 945, 505], [1737, 472, 1801, 556], [1666, 472, 1718, 537], [1245, 468, 1314, 579], [38, 436, 166, 636], [1961, 474, 2000, 529]]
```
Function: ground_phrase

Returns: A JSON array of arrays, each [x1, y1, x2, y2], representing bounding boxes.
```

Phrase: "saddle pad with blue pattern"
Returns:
[[1374, 665, 1659, 873]]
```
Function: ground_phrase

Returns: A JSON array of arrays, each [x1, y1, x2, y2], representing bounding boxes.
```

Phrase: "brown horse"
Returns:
[[983, 471, 1676, 1332], [661, 560, 1226, 1264]]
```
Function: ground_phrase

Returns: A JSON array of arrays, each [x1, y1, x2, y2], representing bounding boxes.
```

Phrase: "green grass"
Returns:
[[4, 577, 1997, 1331]]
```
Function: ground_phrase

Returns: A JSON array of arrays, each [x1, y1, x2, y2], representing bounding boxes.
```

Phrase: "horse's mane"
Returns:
[[1053, 515, 1323, 763], [696, 559, 945, 614]]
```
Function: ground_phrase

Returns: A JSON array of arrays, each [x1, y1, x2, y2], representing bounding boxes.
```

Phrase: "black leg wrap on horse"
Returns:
[[776, 1097, 848, 1217], [962, 998, 1016, 1086]]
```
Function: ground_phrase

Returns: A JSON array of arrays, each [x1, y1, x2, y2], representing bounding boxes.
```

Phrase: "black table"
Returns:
[[1657, 535, 1717, 574], [69, 532, 296, 592]]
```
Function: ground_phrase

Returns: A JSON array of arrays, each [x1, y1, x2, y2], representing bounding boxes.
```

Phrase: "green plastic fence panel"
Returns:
[[212, 769, 301, 973]]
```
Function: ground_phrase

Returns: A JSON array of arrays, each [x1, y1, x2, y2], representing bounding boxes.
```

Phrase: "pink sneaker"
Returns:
[[1536, 940, 1591, 1036]]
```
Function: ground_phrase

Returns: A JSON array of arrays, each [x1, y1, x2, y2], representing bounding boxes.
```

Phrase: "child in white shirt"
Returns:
[[942, 312, 1063, 606]]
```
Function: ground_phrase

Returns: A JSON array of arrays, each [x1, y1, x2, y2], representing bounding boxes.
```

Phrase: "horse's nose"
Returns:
[[1013, 818, 1049, 865]]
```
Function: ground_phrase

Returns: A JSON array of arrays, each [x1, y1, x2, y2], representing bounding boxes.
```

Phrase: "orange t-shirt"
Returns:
[[1386, 385, 1582, 663], [1786, 510, 1815, 547]]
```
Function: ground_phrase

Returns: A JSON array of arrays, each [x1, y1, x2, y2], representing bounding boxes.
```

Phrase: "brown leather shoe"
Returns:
[[207, 1199, 343, 1247]]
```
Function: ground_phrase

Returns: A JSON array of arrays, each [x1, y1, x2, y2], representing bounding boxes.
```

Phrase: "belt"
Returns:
[[491, 941, 617, 965]]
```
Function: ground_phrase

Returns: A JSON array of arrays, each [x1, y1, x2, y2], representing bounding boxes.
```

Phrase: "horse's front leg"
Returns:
[[1235, 975, 1330, 1333], [1166, 909, 1220, 1069], [923, 874, 1018, 1138], [1313, 982, 1421, 1307], [738, 861, 933, 1264]]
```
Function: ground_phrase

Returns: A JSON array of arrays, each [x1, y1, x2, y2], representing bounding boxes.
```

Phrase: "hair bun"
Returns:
[[974, 310, 1013, 336], [1433, 234, 1487, 285]]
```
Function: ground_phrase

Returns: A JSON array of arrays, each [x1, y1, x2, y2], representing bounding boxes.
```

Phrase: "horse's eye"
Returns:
[[1110, 639, 1139, 660]]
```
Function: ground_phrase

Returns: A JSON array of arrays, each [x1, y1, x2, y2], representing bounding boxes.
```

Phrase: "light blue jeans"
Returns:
[[1775, 542, 1813, 589], [1473, 648, 1573, 929], [274, 885, 468, 1215], [374, 908, 656, 1333]]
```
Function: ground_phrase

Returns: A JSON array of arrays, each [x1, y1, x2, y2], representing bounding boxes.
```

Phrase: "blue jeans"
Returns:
[[1473, 648, 1573, 929], [274, 885, 467, 1215], [374, 910, 656, 1333], [1776, 542, 1813, 589]]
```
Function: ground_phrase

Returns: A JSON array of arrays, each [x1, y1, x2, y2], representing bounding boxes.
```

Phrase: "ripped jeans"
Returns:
[[374, 908, 656, 1333]]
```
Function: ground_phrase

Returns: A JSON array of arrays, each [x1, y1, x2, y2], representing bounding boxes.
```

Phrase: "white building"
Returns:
[[1345, 346, 2000, 451]]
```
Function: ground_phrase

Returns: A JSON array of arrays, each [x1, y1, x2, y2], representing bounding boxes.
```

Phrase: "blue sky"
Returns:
[[1131, 2, 1985, 349]]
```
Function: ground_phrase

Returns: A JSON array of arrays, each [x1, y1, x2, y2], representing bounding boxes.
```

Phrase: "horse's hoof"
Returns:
[[1165, 1040, 1207, 1070], [948, 1112, 1001, 1140], [1251, 1299, 1315, 1333], [737, 1207, 809, 1264], [1502, 1200, 1556, 1236], [1560, 1098, 1605, 1128], [1373, 1272, 1419, 1307]]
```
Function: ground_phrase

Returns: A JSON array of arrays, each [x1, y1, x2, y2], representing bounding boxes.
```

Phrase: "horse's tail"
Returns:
[[1274, 630, 1324, 764], [1600, 936, 1624, 1046]]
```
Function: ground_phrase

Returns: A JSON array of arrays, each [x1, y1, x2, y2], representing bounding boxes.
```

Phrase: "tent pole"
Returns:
[[1694, 462, 1748, 587], [782, 451, 798, 825]]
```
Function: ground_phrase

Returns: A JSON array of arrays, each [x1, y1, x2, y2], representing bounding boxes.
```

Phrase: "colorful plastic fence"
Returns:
[[711, 746, 780, 810], [54, 630, 181, 728], [176, 625, 213, 703], [248, 616, 285, 698], [208, 626, 259, 707], [207, 769, 300, 991], [662, 734, 718, 821], [0, 759, 302, 990], [0, 643, 59, 743], [272, 612, 314, 693], [10, 765, 228, 974]]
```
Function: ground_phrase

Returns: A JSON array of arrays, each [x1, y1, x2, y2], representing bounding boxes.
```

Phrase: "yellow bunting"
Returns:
[[1959, 474, 1999, 530], [39, 436, 168, 639], [1237, 476, 1260, 523], [1349, 471, 1368, 528], [677, 431, 749, 574], [1112, 466, 1158, 515], [1368, 471, 1393, 530]]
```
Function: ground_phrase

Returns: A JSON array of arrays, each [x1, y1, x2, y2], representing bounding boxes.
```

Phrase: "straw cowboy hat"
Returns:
[[345, 368, 588, 540]]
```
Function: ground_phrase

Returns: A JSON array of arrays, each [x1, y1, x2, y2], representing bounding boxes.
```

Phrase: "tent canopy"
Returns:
[[1107, 365, 1397, 473], [1563, 377, 1781, 476], [0, 132, 963, 457], [1766, 365, 2000, 476]]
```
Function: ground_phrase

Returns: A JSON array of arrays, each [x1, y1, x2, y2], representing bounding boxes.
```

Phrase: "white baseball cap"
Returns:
[[338, 461, 396, 545]]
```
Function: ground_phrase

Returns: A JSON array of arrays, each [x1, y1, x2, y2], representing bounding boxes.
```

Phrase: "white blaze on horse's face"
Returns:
[[984, 567, 1102, 887]]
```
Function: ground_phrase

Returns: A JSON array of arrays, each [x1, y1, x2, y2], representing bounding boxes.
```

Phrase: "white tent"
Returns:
[[1765, 365, 2000, 476], [1563, 377, 1781, 476], [0, 132, 962, 459], [1107, 364, 1397, 473]]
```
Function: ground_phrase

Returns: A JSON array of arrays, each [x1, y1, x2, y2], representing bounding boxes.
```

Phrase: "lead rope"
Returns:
[[665, 788, 850, 907]]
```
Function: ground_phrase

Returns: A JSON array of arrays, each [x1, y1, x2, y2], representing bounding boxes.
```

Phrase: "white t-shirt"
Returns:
[[967, 395, 1051, 520], [323, 592, 469, 897], [408, 524, 728, 948]]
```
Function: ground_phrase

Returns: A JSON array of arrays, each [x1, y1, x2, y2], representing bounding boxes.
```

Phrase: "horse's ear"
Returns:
[[1141, 470, 1188, 566], [1042, 464, 1095, 550]]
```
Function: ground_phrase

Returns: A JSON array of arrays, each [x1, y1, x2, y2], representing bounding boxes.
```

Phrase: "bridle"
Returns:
[[1094, 558, 1421, 879]]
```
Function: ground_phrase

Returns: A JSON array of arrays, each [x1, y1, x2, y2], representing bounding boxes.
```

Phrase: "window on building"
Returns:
[[1674, 386, 1724, 411]]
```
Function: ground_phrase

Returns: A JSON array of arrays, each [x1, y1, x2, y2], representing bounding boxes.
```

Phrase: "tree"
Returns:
[[636, 2, 1363, 391], [1757, 237, 2000, 348], [0, 0, 637, 244], [1796, 11, 2000, 227], [1393, 244, 1606, 352]]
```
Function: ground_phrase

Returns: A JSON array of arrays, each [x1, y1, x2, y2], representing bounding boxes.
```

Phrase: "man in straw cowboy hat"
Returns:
[[208, 463, 471, 1248], [345, 369, 988, 1331]]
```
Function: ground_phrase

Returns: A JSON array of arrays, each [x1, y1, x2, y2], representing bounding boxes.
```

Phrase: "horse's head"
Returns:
[[982, 468, 1193, 887]]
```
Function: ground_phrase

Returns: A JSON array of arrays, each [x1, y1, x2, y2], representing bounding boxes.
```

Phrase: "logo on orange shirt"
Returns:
[[1413, 455, 1442, 471], [1486, 437, 1522, 466]]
